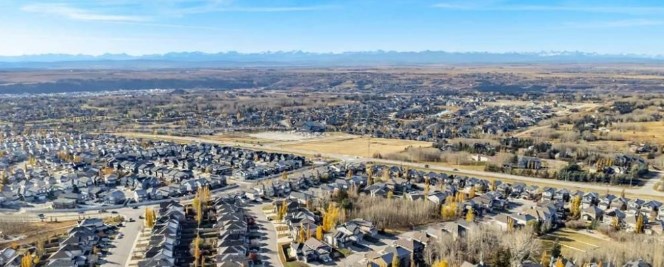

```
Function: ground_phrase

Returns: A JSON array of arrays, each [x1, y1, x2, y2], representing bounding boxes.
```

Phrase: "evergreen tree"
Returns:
[[551, 238, 561, 258]]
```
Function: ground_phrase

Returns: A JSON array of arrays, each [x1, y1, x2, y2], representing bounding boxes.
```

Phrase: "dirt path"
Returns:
[[514, 124, 550, 137]]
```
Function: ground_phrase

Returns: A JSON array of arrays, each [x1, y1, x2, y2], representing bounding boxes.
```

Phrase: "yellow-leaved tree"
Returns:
[[322, 203, 340, 232], [315, 226, 324, 240], [635, 213, 644, 234], [144, 207, 156, 227], [440, 195, 458, 220], [391, 253, 400, 267], [20, 253, 33, 267], [432, 260, 448, 267], [297, 223, 307, 243], [466, 207, 475, 223], [382, 169, 391, 181], [367, 167, 374, 186], [193, 234, 201, 267], [277, 200, 288, 221], [540, 252, 550, 267], [570, 195, 582, 219]]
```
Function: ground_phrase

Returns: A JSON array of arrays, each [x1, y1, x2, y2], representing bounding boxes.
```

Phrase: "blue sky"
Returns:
[[1, 0, 664, 56]]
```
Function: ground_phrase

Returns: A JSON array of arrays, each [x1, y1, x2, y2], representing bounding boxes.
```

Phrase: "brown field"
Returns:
[[207, 132, 273, 144], [541, 158, 569, 172], [485, 99, 534, 106], [278, 136, 433, 158], [426, 161, 487, 171], [540, 228, 607, 256], [0, 220, 78, 249], [612, 121, 664, 143]]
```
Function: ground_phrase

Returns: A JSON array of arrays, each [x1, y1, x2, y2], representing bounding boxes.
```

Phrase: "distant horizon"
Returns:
[[2, 1, 664, 56], [1, 49, 663, 58]]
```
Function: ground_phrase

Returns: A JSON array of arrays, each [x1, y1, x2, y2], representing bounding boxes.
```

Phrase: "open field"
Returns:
[[207, 132, 276, 144], [540, 228, 607, 256], [520, 120, 664, 153], [249, 131, 322, 141], [425, 161, 487, 171], [0, 220, 79, 248], [278, 136, 433, 158], [206, 131, 356, 147], [485, 99, 534, 107], [613, 121, 664, 143]]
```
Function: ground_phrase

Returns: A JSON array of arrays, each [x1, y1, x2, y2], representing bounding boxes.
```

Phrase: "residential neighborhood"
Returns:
[[0, 133, 307, 210]]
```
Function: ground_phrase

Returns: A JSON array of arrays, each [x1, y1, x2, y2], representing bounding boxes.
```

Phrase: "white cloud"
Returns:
[[215, 5, 336, 12], [21, 3, 149, 22], [564, 19, 664, 29], [21, 1, 336, 22], [149, 0, 334, 16], [432, 2, 664, 15]]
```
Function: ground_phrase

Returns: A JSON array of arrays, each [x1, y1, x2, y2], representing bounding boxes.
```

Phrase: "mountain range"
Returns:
[[1, 51, 663, 69]]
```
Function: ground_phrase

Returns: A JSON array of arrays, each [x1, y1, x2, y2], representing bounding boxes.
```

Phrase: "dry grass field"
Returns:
[[278, 136, 432, 158], [613, 121, 664, 143], [0, 220, 79, 249], [207, 132, 275, 144], [540, 228, 607, 256], [485, 99, 534, 106]]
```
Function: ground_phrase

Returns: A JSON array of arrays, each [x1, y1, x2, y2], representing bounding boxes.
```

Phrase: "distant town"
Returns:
[[0, 66, 663, 267]]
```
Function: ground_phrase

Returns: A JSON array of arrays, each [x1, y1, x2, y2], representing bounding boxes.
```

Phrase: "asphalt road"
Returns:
[[246, 201, 283, 267], [116, 132, 664, 200], [101, 206, 146, 267], [102, 186, 243, 267], [1, 164, 326, 267]]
